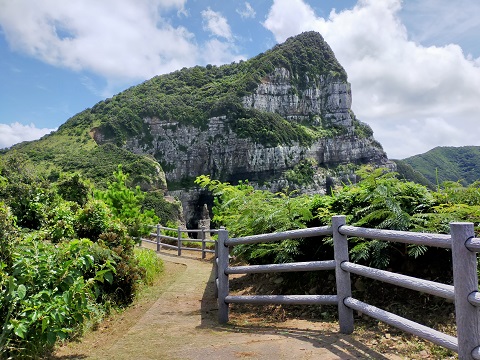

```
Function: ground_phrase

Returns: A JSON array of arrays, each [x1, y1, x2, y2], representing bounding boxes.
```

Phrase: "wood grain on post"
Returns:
[[333, 215, 354, 334], [201, 226, 206, 259], [451, 222, 480, 359], [217, 228, 230, 324], [157, 224, 162, 251], [177, 226, 182, 256]]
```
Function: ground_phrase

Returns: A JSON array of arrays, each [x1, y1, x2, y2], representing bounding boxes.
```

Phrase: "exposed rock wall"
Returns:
[[242, 68, 353, 128], [121, 66, 390, 226], [125, 67, 388, 184]]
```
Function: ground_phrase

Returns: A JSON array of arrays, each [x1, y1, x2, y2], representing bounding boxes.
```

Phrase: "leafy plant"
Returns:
[[95, 165, 158, 239]]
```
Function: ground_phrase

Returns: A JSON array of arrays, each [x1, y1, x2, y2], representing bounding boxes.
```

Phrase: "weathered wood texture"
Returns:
[[466, 238, 480, 252], [339, 225, 452, 248], [225, 295, 338, 305], [212, 219, 480, 357], [341, 262, 454, 300], [226, 226, 332, 246], [344, 297, 458, 352], [451, 222, 480, 359], [217, 228, 230, 324], [225, 260, 335, 275], [333, 215, 354, 334]]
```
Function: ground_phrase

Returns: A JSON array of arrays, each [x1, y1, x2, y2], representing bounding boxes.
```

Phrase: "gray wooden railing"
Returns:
[[142, 225, 217, 259], [215, 215, 480, 359]]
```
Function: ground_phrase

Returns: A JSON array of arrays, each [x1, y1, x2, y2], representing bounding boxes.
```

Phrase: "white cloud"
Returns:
[[263, 0, 480, 159], [0, 123, 56, 149], [201, 39, 245, 66], [237, 2, 256, 19], [201, 7, 233, 41], [0, 0, 197, 82]]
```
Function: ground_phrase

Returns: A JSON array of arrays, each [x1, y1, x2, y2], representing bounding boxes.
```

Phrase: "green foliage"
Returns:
[[195, 175, 313, 264], [393, 159, 434, 189], [95, 166, 159, 239], [0, 238, 116, 357], [134, 248, 164, 286], [0, 202, 17, 270], [75, 199, 115, 241], [402, 146, 480, 185], [199, 165, 480, 271], [285, 158, 317, 186], [56, 173, 93, 205], [142, 191, 182, 224], [0, 160, 163, 357], [232, 109, 315, 147]]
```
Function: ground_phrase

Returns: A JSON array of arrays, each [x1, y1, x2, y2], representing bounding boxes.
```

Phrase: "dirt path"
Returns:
[[55, 250, 403, 360]]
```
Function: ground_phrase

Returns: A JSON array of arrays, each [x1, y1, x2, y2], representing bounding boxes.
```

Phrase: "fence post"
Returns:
[[217, 227, 230, 324], [177, 226, 182, 256], [333, 215, 354, 334], [201, 226, 206, 259], [214, 238, 218, 299], [156, 224, 161, 252], [450, 222, 480, 359]]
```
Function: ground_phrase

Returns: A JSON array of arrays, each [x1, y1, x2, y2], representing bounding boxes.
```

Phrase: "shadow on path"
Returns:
[[197, 258, 393, 360]]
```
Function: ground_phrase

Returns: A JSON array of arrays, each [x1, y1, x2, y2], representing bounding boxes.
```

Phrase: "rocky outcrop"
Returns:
[[121, 66, 389, 226], [125, 66, 388, 184], [89, 32, 393, 227], [242, 68, 353, 128]]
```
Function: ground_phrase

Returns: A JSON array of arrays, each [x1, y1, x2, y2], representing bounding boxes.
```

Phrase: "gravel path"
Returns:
[[55, 250, 402, 360]]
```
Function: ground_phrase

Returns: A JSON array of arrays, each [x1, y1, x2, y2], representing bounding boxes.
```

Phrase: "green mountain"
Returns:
[[401, 146, 480, 186], [2, 31, 391, 226], [392, 159, 434, 189]]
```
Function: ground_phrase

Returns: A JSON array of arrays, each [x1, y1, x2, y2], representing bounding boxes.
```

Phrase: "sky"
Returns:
[[1, 0, 479, 159]]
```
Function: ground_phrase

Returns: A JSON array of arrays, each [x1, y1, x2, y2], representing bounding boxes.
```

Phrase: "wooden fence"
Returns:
[[215, 215, 480, 360], [141, 225, 217, 259]]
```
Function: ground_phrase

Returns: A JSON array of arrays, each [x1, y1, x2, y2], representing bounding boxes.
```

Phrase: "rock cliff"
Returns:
[[90, 31, 391, 226]]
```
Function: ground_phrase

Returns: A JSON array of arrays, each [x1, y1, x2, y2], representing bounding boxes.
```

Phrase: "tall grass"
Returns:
[[135, 248, 164, 286]]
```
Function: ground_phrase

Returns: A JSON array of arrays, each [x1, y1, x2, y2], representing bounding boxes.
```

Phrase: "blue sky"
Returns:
[[1, 0, 479, 159]]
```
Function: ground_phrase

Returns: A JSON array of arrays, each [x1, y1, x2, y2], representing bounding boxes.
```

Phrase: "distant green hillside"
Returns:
[[402, 146, 480, 185], [392, 159, 434, 189]]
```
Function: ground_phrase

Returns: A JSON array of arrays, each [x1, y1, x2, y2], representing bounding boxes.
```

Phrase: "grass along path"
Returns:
[[53, 249, 414, 359]]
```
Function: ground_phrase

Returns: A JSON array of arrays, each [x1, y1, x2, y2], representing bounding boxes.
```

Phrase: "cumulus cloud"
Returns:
[[201, 7, 233, 40], [0, 123, 56, 149], [236, 2, 256, 19], [201, 39, 245, 66], [0, 0, 197, 81], [264, 0, 480, 158]]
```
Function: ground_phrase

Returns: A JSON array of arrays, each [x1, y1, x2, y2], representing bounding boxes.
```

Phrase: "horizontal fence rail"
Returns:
[[141, 224, 217, 259], [215, 216, 480, 359], [225, 260, 336, 275], [340, 262, 455, 300], [225, 294, 338, 305], [344, 297, 459, 352], [338, 225, 452, 249]]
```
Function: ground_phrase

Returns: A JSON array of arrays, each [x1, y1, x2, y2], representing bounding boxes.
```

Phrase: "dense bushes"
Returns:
[[0, 158, 161, 358], [197, 166, 480, 272]]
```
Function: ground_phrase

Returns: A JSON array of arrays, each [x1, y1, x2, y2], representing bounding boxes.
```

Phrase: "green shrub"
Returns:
[[75, 199, 113, 241], [135, 248, 164, 286]]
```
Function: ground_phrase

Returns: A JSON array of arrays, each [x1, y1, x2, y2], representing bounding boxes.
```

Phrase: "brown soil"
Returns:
[[51, 249, 446, 359]]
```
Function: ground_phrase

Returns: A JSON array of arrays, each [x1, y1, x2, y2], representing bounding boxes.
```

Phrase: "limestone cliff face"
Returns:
[[90, 32, 392, 226], [124, 66, 388, 188], [242, 67, 353, 128]]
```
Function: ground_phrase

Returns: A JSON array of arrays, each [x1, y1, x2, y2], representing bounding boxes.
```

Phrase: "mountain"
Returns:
[[392, 159, 435, 189], [2, 31, 391, 226], [401, 146, 480, 186]]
